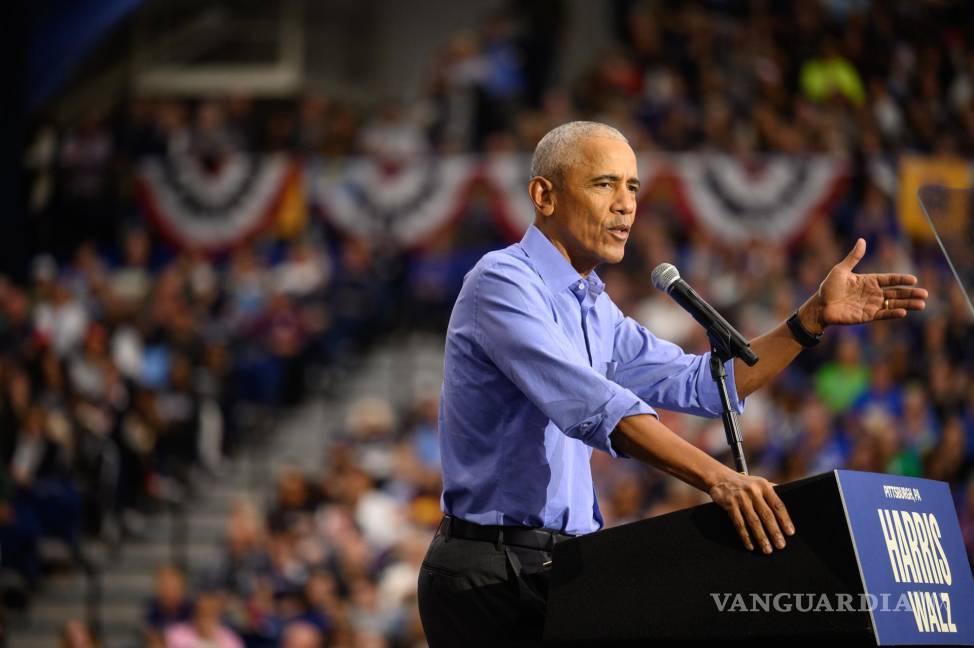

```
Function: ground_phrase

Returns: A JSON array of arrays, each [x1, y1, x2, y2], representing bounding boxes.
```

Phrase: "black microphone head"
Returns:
[[651, 263, 680, 292]]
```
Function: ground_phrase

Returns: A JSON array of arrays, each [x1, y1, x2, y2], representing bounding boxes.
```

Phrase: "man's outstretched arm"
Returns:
[[610, 413, 795, 554], [732, 238, 927, 400]]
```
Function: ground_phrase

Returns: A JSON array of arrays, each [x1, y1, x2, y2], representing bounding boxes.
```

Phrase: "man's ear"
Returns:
[[528, 176, 556, 217]]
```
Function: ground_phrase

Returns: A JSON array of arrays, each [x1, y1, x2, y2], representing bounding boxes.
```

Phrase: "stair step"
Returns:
[[100, 571, 156, 592], [26, 599, 143, 627], [35, 573, 154, 604], [7, 627, 140, 648], [121, 541, 221, 565]]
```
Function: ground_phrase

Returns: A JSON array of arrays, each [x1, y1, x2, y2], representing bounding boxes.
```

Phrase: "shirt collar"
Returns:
[[518, 225, 605, 297]]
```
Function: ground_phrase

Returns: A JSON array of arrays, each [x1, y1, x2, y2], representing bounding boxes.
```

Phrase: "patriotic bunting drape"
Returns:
[[671, 154, 848, 244], [136, 153, 848, 250], [136, 153, 295, 251], [307, 156, 477, 248]]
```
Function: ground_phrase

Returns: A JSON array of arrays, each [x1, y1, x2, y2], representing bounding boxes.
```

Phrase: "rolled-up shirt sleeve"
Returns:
[[611, 306, 745, 418], [472, 262, 656, 457]]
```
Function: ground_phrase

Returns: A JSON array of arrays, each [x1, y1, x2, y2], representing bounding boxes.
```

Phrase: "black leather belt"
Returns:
[[438, 515, 575, 551]]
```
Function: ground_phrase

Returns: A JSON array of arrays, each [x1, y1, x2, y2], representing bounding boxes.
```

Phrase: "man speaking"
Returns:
[[417, 121, 927, 644]]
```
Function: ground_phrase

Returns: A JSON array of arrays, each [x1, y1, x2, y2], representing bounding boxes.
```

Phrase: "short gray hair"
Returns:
[[530, 121, 628, 184]]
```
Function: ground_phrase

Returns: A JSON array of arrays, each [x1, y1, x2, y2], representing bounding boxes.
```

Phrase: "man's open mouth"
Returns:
[[608, 224, 630, 239]]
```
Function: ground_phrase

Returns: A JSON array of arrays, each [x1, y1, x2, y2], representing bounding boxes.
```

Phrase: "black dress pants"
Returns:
[[417, 526, 553, 646]]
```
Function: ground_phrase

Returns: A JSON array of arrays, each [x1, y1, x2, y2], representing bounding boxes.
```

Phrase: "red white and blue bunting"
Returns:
[[671, 154, 848, 244], [136, 153, 294, 251], [481, 153, 535, 238], [308, 155, 477, 248], [135, 153, 847, 250]]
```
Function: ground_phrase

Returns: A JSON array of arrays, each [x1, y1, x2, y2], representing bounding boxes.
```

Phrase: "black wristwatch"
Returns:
[[786, 311, 823, 347]]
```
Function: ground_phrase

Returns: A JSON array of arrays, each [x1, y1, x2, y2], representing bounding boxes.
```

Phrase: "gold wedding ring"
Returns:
[[883, 298, 889, 310]]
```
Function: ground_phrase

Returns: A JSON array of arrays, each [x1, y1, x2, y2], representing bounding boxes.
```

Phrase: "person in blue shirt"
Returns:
[[417, 121, 928, 644]]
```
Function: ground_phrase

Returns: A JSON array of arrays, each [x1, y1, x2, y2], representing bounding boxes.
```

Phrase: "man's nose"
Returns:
[[612, 189, 635, 215]]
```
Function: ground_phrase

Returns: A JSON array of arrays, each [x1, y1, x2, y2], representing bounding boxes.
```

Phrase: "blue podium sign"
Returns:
[[836, 469, 974, 645]]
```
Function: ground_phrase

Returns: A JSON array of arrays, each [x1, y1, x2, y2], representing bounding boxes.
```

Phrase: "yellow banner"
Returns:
[[898, 156, 971, 240]]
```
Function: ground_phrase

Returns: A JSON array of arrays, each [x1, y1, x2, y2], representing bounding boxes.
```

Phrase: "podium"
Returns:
[[543, 470, 974, 644]]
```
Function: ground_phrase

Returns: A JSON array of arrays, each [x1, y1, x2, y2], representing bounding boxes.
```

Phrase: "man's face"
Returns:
[[549, 136, 639, 270]]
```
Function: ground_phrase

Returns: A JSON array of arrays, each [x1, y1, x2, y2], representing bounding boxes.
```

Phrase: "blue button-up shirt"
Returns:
[[438, 225, 744, 535]]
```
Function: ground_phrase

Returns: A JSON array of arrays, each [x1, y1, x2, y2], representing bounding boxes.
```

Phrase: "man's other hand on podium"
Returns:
[[612, 415, 795, 555], [708, 471, 795, 554]]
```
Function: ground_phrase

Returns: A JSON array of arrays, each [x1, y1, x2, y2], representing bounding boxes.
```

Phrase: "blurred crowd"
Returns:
[[141, 394, 441, 647], [8, 0, 974, 646], [0, 226, 400, 620]]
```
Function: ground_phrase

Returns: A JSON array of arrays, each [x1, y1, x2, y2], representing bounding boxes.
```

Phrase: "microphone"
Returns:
[[651, 263, 758, 366]]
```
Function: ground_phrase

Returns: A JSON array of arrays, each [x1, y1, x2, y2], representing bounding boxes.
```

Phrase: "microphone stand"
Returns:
[[708, 332, 749, 475]]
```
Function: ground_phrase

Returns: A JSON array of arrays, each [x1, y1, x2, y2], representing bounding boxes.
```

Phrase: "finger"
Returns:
[[727, 503, 755, 552], [839, 238, 866, 271], [740, 497, 773, 554], [874, 308, 909, 320], [876, 274, 918, 287], [753, 495, 786, 550], [763, 483, 795, 536], [884, 299, 926, 311], [883, 287, 928, 300]]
